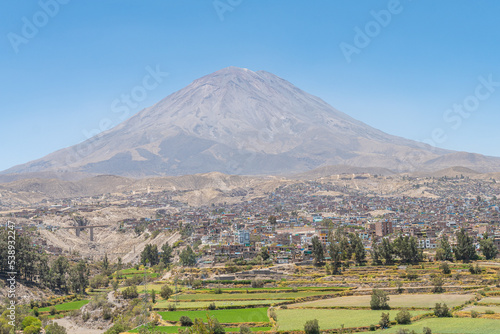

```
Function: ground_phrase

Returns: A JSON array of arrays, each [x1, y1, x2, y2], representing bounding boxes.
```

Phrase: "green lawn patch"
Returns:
[[39, 300, 90, 312], [291, 294, 474, 309], [377, 317, 500, 333], [276, 309, 429, 331], [158, 307, 269, 323]]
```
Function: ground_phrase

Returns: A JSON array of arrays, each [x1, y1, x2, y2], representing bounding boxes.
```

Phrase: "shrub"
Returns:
[[440, 262, 451, 275], [370, 289, 390, 310], [395, 309, 411, 324], [239, 325, 252, 334], [167, 303, 176, 311], [82, 311, 90, 322], [434, 303, 451, 317], [269, 307, 278, 321], [207, 302, 217, 310], [423, 327, 432, 334], [213, 287, 223, 294], [379, 312, 390, 329], [50, 306, 57, 315], [304, 319, 320, 334], [45, 322, 68, 334], [369, 324, 377, 331], [485, 309, 495, 314], [122, 286, 139, 299], [251, 279, 264, 288], [33, 307, 39, 317], [102, 306, 112, 320], [432, 276, 445, 293], [180, 316, 193, 326], [22, 316, 42, 330], [160, 285, 174, 299], [470, 310, 479, 318]]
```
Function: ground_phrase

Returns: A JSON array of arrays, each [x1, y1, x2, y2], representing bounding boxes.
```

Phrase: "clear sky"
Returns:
[[1, 0, 500, 172]]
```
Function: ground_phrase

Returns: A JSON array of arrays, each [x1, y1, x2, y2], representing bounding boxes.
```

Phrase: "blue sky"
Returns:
[[1, 0, 500, 172]]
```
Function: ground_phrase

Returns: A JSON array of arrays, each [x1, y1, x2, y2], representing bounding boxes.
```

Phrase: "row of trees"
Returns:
[[371, 235, 423, 265], [140, 243, 173, 267], [436, 229, 498, 262], [0, 229, 89, 293]]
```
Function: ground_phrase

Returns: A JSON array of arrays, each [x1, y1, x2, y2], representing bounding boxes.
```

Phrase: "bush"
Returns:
[[167, 303, 176, 311], [180, 316, 193, 326], [485, 309, 495, 314], [470, 310, 479, 318], [33, 307, 39, 317], [371, 289, 390, 310], [251, 279, 264, 288], [423, 327, 432, 334], [434, 303, 452, 317], [102, 306, 112, 320], [369, 324, 377, 331], [379, 312, 390, 329], [269, 308, 278, 322], [49, 306, 57, 315], [160, 285, 174, 299], [207, 302, 217, 310], [213, 287, 223, 294], [82, 311, 90, 322], [122, 286, 139, 299], [45, 322, 68, 334], [239, 325, 252, 334], [440, 262, 451, 275], [395, 309, 411, 324], [432, 276, 445, 293], [22, 316, 42, 330], [304, 319, 320, 334]]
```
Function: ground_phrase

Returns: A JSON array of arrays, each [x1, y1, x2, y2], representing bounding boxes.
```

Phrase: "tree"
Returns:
[[436, 237, 453, 261], [311, 236, 324, 267], [180, 316, 194, 326], [102, 253, 109, 271], [440, 262, 451, 275], [370, 289, 390, 310], [260, 247, 270, 261], [349, 233, 366, 265], [140, 244, 159, 266], [454, 229, 477, 263], [480, 233, 499, 260], [432, 276, 445, 293], [160, 243, 173, 265], [379, 238, 395, 265], [70, 260, 89, 294], [268, 216, 277, 225], [122, 286, 138, 299], [395, 309, 411, 324], [180, 246, 197, 266], [328, 240, 342, 275], [50, 256, 70, 292], [379, 312, 390, 329], [151, 289, 156, 304], [434, 303, 451, 317], [160, 285, 173, 300], [304, 319, 320, 334], [393, 235, 423, 264]]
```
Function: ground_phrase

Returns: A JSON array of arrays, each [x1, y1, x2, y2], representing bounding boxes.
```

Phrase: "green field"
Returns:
[[276, 309, 429, 331], [377, 318, 500, 333], [129, 326, 271, 333], [478, 297, 500, 304], [155, 300, 287, 309], [158, 307, 269, 323], [175, 291, 334, 301], [462, 305, 500, 313], [291, 294, 474, 309], [39, 300, 90, 312]]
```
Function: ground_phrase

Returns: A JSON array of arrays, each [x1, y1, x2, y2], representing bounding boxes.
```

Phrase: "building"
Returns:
[[375, 220, 393, 237]]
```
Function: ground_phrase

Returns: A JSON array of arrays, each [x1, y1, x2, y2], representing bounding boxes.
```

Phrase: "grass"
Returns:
[[158, 307, 269, 323], [478, 297, 500, 304], [39, 300, 90, 312], [462, 305, 500, 313], [276, 309, 429, 330], [129, 326, 271, 333], [291, 294, 474, 309], [175, 291, 334, 301], [155, 300, 288, 309], [377, 317, 500, 333]]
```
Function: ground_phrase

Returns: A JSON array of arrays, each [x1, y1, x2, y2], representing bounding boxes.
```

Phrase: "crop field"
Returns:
[[175, 291, 335, 301], [276, 309, 429, 330], [478, 297, 500, 304], [462, 305, 500, 313], [377, 318, 500, 333], [129, 326, 271, 333], [290, 294, 474, 309], [39, 300, 90, 312], [158, 307, 269, 323], [155, 299, 287, 309]]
